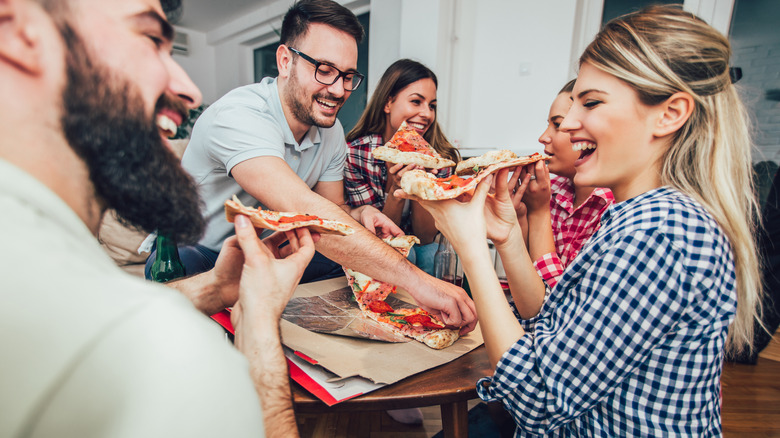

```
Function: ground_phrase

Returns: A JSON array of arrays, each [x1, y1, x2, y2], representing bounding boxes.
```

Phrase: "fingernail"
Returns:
[[235, 215, 249, 228]]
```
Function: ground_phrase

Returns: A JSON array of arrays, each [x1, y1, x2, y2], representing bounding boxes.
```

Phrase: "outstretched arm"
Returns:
[[233, 156, 477, 333]]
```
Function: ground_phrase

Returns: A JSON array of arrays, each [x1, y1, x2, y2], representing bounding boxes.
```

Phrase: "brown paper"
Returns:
[[280, 277, 483, 385]]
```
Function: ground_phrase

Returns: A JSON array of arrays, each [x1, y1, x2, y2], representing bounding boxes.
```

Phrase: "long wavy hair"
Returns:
[[347, 59, 460, 162], [581, 5, 762, 355]]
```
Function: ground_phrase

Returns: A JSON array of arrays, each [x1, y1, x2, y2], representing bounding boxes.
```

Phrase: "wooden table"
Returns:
[[292, 344, 492, 438]]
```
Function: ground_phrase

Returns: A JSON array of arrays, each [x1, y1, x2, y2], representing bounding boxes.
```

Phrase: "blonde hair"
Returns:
[[347, 59, 460, 163], [581, 5, 762, 355]]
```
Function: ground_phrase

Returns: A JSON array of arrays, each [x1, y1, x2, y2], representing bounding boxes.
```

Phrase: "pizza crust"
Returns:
[[224, 197, 354, 236], [456, 149, 518, 175], [372, 146, 455, 169], [421, 329, 460, 349], [400, 153, 551, 200]]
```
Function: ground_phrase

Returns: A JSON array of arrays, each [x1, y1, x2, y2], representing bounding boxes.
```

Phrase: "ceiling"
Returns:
[[175, 0, 279, 33]]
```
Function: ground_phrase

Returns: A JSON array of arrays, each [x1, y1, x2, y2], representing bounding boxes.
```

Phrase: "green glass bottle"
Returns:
[[150, 234, 186, 282]]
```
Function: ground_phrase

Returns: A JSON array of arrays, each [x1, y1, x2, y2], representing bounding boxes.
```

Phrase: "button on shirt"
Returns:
[[479, 187, 736, 437]]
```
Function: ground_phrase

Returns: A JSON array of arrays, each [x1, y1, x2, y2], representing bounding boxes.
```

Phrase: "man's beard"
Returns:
[[284, 64, 344, 129], [58, 24, 205, 244]]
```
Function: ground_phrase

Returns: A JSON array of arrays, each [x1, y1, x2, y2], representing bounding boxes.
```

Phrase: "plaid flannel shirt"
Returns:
[[480, 187, 736, 437], [534, 176, 614, 288], [344, 134, 451, 209]]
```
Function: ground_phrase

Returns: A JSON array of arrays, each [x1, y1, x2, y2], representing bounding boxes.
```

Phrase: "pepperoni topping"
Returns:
[[389, 130, 435, 156], [435, 175, 472, 190], [278, 214, 320, 223], [404, 313, 445, 329], [367, 301, 394, 314]]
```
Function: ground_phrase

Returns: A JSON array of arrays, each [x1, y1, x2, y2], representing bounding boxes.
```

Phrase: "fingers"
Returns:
[[473, 174, 494, 203], [493, 168, 512, 201], [234, 215, 270, 262], [387, 162, 404, 174], [288, 228, 316, 264]]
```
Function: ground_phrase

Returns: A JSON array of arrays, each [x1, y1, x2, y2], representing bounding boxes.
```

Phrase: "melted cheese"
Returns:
[[344, 269, 382, 293]]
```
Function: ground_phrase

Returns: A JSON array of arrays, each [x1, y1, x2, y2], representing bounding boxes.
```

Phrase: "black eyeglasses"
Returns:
[[288, 47, 364, 91]]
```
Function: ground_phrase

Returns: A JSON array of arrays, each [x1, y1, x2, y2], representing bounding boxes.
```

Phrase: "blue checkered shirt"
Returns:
[[478, 187, 736, 437]]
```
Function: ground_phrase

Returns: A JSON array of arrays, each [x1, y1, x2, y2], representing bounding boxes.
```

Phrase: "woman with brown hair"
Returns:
[[345, 59, 459, 272]]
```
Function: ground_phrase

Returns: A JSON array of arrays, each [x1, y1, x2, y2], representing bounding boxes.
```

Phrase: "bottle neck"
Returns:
[[155, 234, 181, 261]]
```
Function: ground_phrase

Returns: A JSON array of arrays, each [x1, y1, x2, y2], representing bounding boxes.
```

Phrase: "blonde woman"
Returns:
[[399, 5, 762, 435]]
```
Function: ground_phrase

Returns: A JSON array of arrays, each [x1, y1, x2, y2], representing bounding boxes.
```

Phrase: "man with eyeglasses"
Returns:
[[177, 0, 477, 333]]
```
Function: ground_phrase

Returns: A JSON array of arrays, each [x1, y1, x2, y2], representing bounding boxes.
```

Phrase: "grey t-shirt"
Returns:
[[183, 77, 347, 251]]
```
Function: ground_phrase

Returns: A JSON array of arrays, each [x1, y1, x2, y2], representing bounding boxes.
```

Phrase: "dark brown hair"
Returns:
[[347, 59, 459, 162], [280, 0, 364, 47]]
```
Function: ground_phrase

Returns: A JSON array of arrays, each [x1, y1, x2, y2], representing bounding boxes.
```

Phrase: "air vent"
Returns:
[[173, 30, 189, 56]]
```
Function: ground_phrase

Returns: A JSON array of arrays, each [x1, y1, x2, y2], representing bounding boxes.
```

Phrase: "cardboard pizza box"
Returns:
[[281, 277, 484, 387]]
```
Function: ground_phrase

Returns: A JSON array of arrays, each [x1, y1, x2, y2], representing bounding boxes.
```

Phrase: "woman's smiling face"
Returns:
[[538, 91, 578, 179], [561, 63, 665, 201]]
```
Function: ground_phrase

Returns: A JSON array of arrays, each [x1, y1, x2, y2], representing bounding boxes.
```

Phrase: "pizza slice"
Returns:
[[400, 152, 551, 200], [455, 149, 518, 176], [371, 121, 456, 169], [343, 236, 460, 349], [224, 196, 354, 236]]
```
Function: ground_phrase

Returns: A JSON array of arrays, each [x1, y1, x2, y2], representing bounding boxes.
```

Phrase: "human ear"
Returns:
[[383, 98, 394, 114], [0, 0, 42, 75], [276, 45, 293, 79], [653, 92, 694, 138]]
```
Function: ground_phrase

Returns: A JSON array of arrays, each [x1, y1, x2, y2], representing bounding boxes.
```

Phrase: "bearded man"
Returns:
[[0, 0, 311, 436]]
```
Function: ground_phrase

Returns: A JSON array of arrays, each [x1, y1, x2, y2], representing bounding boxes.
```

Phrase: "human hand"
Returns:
[[353, 205, 403, 238], [520, 161, 551, 213], [409, 276, 478, 335], [385, 163, 418, 194], [507, 166, 531, 220], [229, 215, 315, 346], [483, 168, 526, 246]]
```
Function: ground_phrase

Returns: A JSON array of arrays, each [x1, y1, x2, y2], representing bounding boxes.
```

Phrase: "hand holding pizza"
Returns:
[[387, 162, 416, 191], [393, 175, 493, 260], [230, 215, 315, 336], [350, 205, 404, 238], [519, 161, 552, 213], [484, 168, 528, 247]]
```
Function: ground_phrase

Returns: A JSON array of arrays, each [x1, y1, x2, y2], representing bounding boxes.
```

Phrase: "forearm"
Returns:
[[493, 224, 547, 319], [526, 209, 556, 261], [453, 237, 525, 367], [380, 194, 405, 226], [165, 271, 229, 316], [409, 202, 439, 244], [246, 321, 299, 438]]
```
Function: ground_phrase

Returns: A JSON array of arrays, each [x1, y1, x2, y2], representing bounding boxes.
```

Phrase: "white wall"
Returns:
[[446, 1, 578, 156], [174, 1, 579, 156], [172, 28, 217, 105]]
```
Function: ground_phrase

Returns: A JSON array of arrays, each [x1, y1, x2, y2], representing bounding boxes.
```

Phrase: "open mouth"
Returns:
[[157, 113, 178, 139], [316, 98, 337, 109], [407, 121, 427, 132], [572, 141, 596, 160]]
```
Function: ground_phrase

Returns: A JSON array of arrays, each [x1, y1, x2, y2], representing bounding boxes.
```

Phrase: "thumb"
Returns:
[[233, 215, 266, 261]]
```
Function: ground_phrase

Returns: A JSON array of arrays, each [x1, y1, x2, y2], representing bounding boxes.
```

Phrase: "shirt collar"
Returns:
[[600, 186, 673, 224]]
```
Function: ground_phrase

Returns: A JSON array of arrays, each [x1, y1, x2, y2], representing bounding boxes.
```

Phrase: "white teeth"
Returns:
[[157, 114, 177, 138], [572, 141, 596, 151], [409, 122, 425, 130], [317, 99, 336, 108]]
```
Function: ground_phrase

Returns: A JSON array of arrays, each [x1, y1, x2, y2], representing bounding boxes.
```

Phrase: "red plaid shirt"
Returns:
[[534, 176, 614, 288], [344, 134, 451, 209]]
